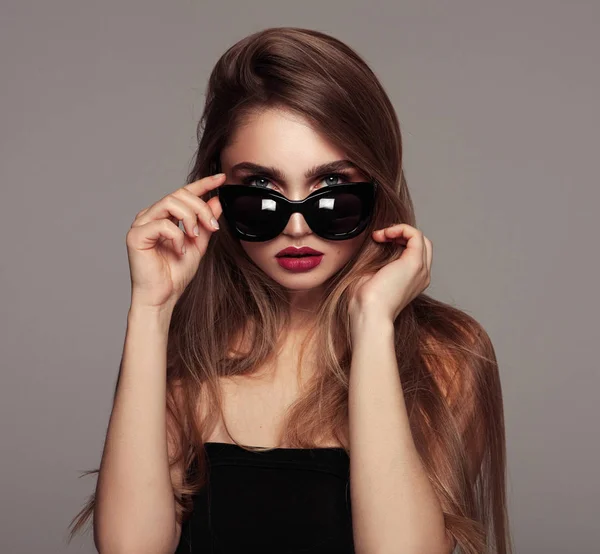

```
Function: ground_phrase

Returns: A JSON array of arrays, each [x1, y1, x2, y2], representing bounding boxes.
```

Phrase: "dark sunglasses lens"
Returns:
[[228, 193, 282, 237], [312, 191, 364, 234]]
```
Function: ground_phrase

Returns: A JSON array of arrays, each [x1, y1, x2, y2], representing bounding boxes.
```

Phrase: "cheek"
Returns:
[[240, 242, 271, 263], [331, 238, 362, 261]]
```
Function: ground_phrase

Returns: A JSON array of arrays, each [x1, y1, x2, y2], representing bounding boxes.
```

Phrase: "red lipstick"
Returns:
[[275, 246, 323, 257], [275, 246, 324, 272]]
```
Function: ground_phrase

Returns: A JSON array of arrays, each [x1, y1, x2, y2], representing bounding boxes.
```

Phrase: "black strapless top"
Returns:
[[175, 442, 355, 553]]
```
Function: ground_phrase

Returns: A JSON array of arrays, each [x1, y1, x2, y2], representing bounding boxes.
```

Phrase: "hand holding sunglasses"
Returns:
[[217, 181, 378, 242]]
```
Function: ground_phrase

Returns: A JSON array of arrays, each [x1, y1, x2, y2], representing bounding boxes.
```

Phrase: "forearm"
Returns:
[[348, 312, 448, 554], [94, 305, 178, 554]]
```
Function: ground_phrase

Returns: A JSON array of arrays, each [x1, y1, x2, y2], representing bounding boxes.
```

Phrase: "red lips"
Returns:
[[275, 246, 324, 257]]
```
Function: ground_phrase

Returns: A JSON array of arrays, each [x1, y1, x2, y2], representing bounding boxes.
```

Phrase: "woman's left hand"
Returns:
[[348, 224, 433, 323]]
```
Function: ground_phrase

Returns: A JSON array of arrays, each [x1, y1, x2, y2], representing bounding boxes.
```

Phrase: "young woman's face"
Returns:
[[220, 108, 370, 292]]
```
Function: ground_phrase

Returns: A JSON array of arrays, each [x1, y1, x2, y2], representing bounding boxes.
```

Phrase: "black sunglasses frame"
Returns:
[[217, 181, 379, 242]]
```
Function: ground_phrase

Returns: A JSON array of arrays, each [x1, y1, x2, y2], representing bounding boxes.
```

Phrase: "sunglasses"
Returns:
[[216, 181, 378, 242]]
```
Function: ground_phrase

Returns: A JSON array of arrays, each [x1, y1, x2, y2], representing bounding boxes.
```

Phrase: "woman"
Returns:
[[68, 27, 511, 554]]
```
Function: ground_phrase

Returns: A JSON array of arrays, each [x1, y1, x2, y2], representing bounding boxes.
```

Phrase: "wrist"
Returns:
[[349, 308, 394, 328], [128, 301, 174, 328], [349, 310, 395, 342]]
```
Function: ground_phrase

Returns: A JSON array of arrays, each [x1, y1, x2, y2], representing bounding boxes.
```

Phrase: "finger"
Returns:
[[132, 172, 225, 229], [424, 236, 433, 274], [419, 230, 427, 268], [172, 187, 223, 233], [377, 224, 427, 265], [135, 207, 148, 219], [135, 206, 177, 224], [127, 218, 187, 256], [373, 224, 410, 244], [416, 229, 428, 270], [374, 223, 408, 238], [183, 172, 226, 198], [135, 196, 204, 240]]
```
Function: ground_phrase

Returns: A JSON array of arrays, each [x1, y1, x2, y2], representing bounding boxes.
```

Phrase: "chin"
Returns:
[[257, 263, 331, 290], [272, 272, 329, 288]]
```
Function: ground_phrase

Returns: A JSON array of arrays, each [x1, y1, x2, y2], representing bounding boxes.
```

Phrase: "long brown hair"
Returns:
[[68, 26, 512, 554]]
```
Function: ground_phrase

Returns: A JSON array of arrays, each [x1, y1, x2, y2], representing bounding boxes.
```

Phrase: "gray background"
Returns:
[[1, 1, 598, 553]]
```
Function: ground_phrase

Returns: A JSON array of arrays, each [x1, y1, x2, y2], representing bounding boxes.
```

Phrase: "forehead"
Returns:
[[221, 108, 346, 172]]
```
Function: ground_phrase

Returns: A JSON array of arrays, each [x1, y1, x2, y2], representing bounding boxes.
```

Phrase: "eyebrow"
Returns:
[[230, 159, 360, 187]]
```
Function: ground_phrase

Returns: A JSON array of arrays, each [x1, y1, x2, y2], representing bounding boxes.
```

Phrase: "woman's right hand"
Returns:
[[125, 173, 226, 311]]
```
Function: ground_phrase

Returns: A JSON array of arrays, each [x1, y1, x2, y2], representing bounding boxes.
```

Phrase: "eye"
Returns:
[[240, 175, 273, 189], [322, 172, 352, 186], [243, 176, 268, 188], [241, 171, 353, 190]]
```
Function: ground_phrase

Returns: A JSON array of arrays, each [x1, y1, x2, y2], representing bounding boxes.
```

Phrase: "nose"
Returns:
[[281, 211, 312, 238]]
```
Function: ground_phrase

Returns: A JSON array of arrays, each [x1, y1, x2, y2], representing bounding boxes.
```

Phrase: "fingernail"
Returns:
[[193, 225, 199, 236], [210, 217, 220, 229], [212, 173, 225, 180]]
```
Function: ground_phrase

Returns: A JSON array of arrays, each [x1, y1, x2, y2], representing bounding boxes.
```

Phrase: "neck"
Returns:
[[285, 285, 323, 330]]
